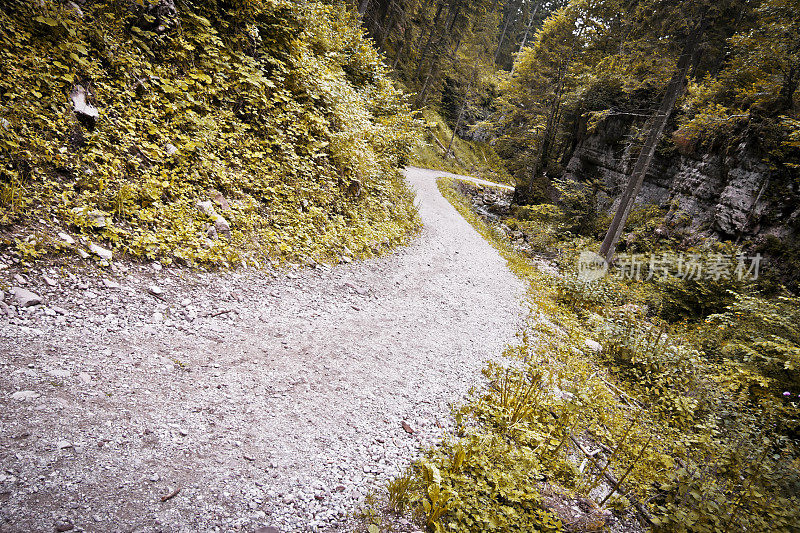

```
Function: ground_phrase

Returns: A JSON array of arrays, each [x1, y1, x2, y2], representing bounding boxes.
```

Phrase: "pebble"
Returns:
[[57, 440, 73, 449], [58, 232, 76, 245], [43, 276, 58, 287], [103, 279, 120, 289], [148, 285, 164, 296]]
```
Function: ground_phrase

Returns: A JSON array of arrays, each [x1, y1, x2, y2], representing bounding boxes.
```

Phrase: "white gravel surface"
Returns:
[[0, 167, 526, 532]]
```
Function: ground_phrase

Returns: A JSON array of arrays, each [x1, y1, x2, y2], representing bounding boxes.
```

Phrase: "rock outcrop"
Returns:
[[563, 114, 799, 242]]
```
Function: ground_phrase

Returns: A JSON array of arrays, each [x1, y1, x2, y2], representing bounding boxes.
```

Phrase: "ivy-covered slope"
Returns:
[[0, 0, 420, 268]]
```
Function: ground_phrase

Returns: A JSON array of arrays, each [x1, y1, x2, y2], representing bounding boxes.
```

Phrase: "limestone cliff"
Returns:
[[564, 115, 800, 244]]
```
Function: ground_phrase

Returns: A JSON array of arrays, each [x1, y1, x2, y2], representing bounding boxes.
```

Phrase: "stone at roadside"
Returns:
[[71, 207, 107, 228], [196, 200, 231, 240], [58, 232, 76, 245], [89, 243, 113, 261], [11, 390, 40, 401], [148, 285, 163, 296], [401, 421, 414, 434], [180, 298, 191, 307], [70, 84, 99, 130], [78, 249, 89, 259], [152, 261, 163, 272], [103, 278, 120, 289], [0, 301, 9, 316], [584, 339, 602, 352], [43, 275, 58, 287], [78, 372, 92, 384], [211, 189, 231, 211], [51, 306, 68, 316], [10, 287, 42, 307], [14, 273, 27, 285], [57, 440, 73, 450], [55, 518, 74, 532]]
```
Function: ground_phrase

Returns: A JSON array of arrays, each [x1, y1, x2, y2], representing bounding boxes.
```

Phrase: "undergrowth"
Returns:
[[410, 109, 513, 185], [0, 0, 420, 269], [370, 178, 800, 533]]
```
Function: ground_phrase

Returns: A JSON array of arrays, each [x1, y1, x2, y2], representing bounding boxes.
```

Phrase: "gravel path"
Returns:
[[0, 167, 526, 532]]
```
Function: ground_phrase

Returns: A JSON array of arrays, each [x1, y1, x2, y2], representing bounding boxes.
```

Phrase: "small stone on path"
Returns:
[[11, 390, 40, 401]]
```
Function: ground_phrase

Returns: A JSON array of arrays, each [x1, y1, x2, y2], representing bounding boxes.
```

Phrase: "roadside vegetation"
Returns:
[[0, 0, 420, 270], [409, 109, 513, 185], [365, 177, 800, 533]]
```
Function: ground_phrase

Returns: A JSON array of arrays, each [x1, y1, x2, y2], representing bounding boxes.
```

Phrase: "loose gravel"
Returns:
[[0, 167, 527, 532]]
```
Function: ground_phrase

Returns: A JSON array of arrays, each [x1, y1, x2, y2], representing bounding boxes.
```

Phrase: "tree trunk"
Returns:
[[510, 0, 539, 75], [493, 0, 516, 66], [358, 0, 370, 16], [414, 0, 447, 80], [598, 21, 706, 260]]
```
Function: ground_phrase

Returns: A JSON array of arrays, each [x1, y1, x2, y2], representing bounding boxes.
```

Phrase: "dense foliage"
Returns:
[[493, 0, 799, 208], [0, 0, 420, 267], [375, 178, 800, 533]]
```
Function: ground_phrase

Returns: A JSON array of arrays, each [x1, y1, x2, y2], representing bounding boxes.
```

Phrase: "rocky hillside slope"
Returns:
[[0, 0, 420, 270]]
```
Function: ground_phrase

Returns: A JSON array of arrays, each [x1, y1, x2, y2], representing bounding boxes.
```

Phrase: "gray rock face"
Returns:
[[10, 287, 42, 307], [563, 115, 793, 240]]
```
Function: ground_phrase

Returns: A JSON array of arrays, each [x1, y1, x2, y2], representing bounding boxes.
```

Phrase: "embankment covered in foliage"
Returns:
[[0, 0, 420, 268]]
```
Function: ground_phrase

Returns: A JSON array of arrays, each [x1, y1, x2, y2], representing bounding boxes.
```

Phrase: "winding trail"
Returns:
[[0, 167, 526, 532]]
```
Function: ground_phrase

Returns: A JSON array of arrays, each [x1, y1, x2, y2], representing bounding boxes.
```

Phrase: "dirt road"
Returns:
[[0, 167, 525, 532]]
